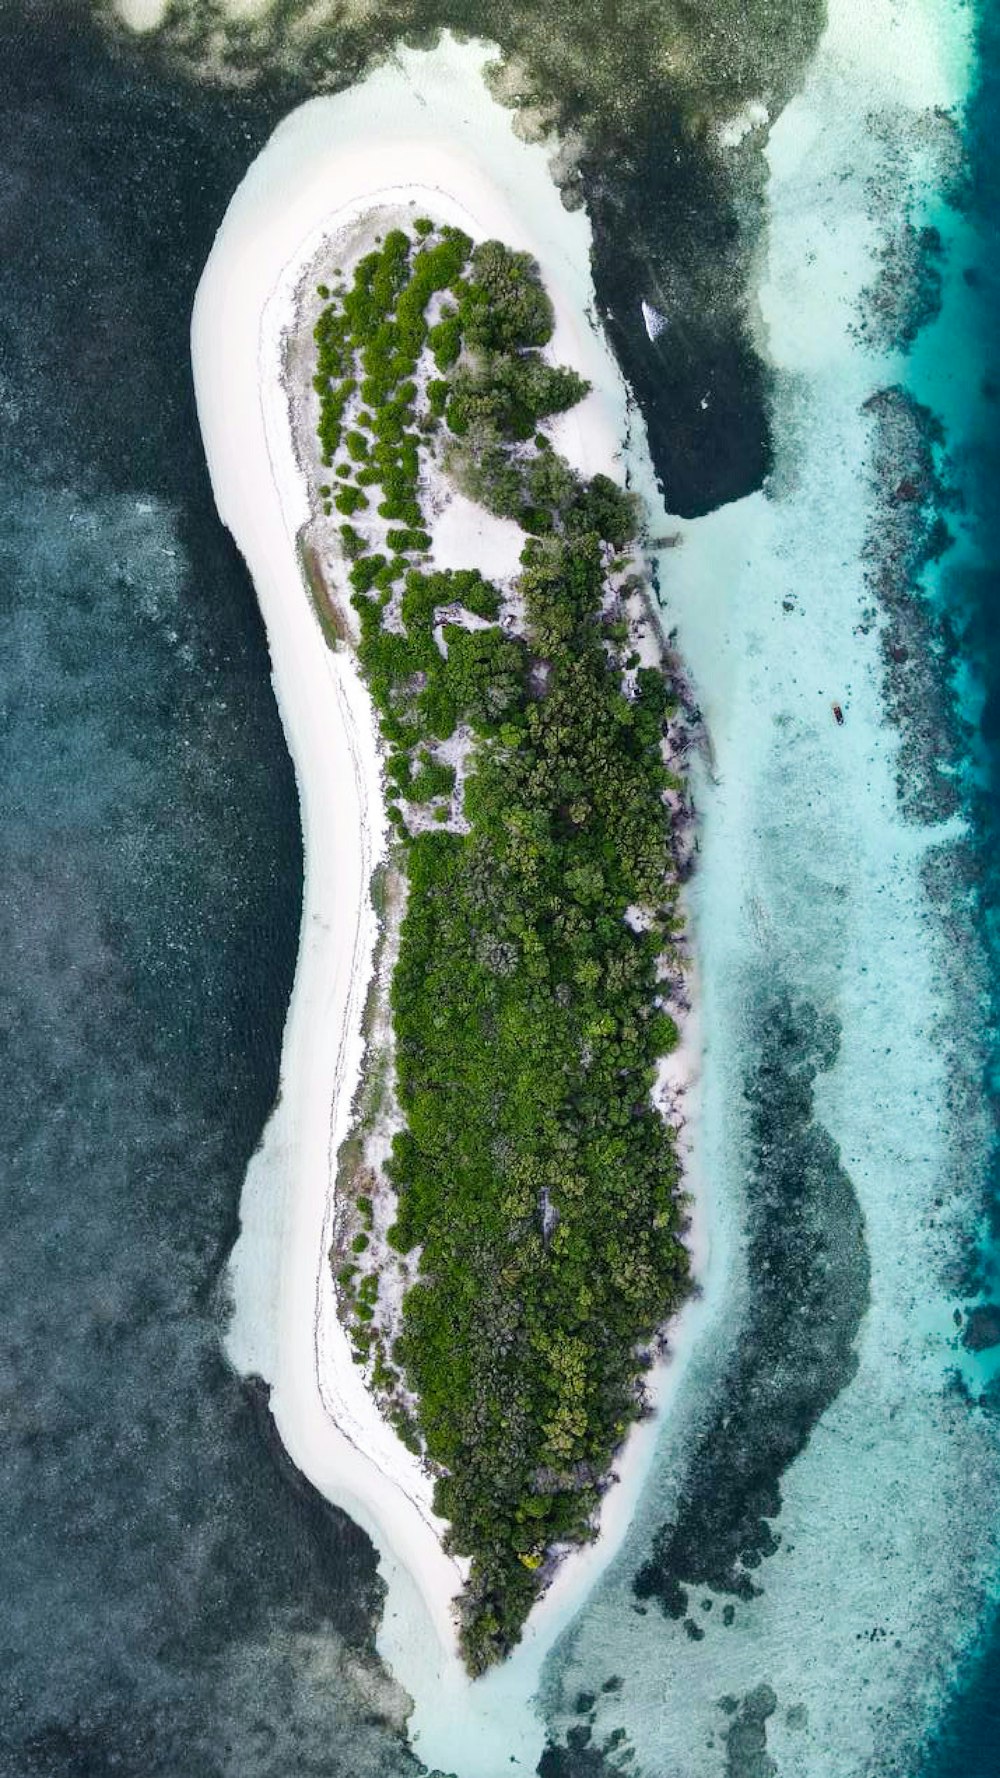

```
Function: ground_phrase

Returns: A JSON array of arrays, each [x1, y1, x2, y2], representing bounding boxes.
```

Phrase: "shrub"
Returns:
[[428, 310, 463, 370], [444, 427, 525, 519], [446, 356, 589, 442], [408, 756, 456, 801], [567, 473, 639, 547], [349, 554, 387, 594], [427, 379, 450, 418], [334, 484, 368, 516]]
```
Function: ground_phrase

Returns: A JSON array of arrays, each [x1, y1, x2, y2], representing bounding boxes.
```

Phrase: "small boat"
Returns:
[[832, 702, 845, 726]]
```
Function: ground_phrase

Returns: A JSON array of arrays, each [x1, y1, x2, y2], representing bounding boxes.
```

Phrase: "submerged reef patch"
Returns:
[[634, 992, 869, 1617], [722, 1684, 779, 1778], [861, 378, 999, 1291]]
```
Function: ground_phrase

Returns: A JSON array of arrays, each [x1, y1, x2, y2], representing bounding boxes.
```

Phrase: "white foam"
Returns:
[[641, 299, 668, 341], [716, 99, 770, 150]]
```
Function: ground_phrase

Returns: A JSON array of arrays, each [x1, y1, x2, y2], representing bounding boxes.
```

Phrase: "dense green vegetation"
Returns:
[[312, 221, 688, 1672]]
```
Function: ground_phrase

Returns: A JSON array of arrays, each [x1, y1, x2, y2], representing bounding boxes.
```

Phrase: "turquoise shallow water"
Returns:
[[914, 3, 1000, 1768]]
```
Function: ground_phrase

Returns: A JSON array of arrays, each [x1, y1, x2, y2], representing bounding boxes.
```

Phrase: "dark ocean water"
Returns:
[[917, 3, 1000, 1772]]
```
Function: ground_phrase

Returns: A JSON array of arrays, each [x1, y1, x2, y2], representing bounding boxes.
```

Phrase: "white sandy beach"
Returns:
[[192, 33, 710, 1775]]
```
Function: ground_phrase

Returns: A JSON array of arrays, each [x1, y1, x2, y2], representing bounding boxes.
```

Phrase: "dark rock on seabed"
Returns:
[[633, 993, 870, 1613], [963, 1304, 1000, 1352]]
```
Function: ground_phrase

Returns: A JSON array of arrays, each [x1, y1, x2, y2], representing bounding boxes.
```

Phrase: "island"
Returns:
[[291, 215, 692, 1671], [191, 52, 704, 1762]]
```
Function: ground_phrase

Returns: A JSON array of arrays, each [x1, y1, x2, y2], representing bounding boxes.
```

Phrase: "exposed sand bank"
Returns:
[[192, 34, 709, 1773]]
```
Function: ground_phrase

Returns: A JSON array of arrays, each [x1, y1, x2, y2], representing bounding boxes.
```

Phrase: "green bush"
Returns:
[[446, 355, 589, 442], [339, 524, 365, 560], [567, 473, 640, 547], [427, 379, 450, 419], [408, 756, 456, 801], [458, 240, 555, 353], [443, 427, 526, 518], [349, 553, 387, 595], [334, 484, 368, 516]]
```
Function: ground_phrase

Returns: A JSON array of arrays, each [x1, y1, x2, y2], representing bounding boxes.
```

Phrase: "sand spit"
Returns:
[[192, 33, 710, 1776]]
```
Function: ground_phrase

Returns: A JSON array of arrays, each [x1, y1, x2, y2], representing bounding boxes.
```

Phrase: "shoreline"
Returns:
[[192, 35, 713, 1772]]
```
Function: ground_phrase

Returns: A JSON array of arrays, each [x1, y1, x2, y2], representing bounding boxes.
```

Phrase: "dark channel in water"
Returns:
[[631, 993, 869, 1624], [0, 6, 421, 1772]]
